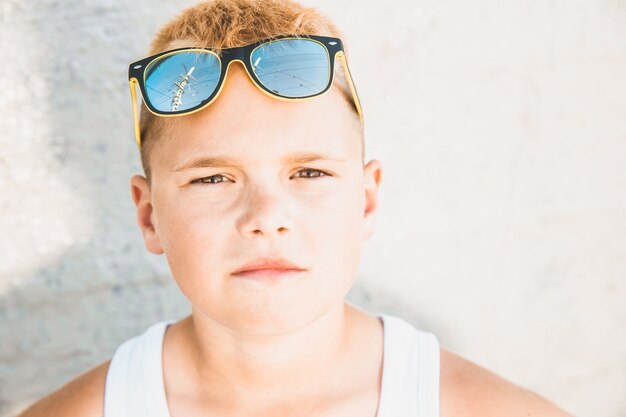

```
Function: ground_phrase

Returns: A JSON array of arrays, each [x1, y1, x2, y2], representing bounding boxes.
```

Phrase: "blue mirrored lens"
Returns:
[[250, 39, 330, 98], [144, 51, 221, 112]]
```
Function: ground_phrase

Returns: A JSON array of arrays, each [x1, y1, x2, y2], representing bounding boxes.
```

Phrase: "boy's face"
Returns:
[[131, 63, 382, 335]]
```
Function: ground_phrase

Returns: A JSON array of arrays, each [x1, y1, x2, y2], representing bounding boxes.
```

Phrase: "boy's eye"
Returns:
[[294, 168, 330, 179], [190, 174, 228, 184], [189, 168, 330, 185]]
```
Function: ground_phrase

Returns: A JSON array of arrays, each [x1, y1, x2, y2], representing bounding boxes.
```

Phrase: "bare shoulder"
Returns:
[[439, 347, 576, 417], [16, 359, 111, 417]]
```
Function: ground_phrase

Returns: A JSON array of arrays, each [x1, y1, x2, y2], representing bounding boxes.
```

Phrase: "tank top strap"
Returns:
[[376, 313, 420, 416], [142, 320, 175, 417], [104, 333, 133, 417], [376, 313, 440, 417], [104, 320, 176, 417], [415, 328, 441, 417]]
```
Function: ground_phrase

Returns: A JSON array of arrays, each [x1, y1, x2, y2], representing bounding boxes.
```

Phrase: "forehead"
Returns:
[[151, 64, 361, 172]]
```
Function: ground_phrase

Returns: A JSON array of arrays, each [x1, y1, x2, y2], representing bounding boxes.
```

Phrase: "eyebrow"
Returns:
[[172, 152, 348, 172]]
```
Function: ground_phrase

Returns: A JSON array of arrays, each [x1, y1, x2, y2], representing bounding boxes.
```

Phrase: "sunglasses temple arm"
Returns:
[[129, 78, 142, 150], [336, 51, 364, 124]]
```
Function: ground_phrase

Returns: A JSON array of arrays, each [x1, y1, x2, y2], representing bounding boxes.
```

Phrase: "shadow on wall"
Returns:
[[0, 2, 197, 415]]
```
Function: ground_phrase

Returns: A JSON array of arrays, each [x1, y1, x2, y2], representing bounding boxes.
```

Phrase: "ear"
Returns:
[[130, 175, 164, 255], [362, 159, 383, 241]]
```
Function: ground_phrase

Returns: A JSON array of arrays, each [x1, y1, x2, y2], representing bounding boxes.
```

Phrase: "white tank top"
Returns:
[[104, 313, 440, 417]]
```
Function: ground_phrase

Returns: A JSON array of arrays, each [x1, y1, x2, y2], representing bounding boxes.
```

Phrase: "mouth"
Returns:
[[232, 268, 305, 280], [232, 257, 305, 275], [230, 257, 307, 284]]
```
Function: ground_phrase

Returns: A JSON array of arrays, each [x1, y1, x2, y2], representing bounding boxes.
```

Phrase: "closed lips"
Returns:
[[233, 258, 305, 274]]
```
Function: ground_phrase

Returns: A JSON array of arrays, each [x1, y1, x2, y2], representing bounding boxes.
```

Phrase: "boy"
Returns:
[[18, 0, 575, 416]]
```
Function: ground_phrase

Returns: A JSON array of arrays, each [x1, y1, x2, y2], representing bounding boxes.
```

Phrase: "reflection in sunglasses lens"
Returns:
[[250, 39, 330, 98], [144, 51, 221, 112]]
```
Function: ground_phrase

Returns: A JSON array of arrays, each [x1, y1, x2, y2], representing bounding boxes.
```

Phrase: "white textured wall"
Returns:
[[1, 1, 624, 416]]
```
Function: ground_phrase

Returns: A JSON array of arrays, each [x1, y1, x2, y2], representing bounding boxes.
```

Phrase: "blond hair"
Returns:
[[139, 0, 363, 184]]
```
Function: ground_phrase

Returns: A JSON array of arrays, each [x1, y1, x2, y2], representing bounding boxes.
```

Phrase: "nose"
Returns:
[[236, 186, 295, 239]]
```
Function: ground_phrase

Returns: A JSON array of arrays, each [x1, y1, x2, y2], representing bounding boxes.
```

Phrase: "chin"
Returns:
[[214, 297, 337, 336]]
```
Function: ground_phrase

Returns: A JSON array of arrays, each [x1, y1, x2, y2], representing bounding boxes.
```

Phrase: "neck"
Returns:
[[183, 302, 356, 403]]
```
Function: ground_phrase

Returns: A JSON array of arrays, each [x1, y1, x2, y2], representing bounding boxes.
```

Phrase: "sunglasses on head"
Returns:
[[127, 34, 364, 149]]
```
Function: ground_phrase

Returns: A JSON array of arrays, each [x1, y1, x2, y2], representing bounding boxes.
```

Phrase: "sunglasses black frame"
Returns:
[[128, 34, 364, 149]]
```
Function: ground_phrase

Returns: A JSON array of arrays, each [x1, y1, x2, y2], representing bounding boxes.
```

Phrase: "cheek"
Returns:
[[153, 196, 227, 294], [311, 182, 365, 277], [156, 211, 234, 325]]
